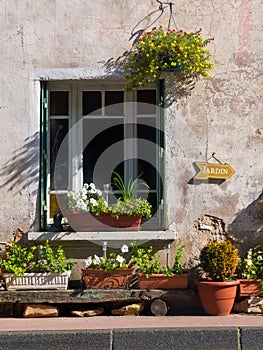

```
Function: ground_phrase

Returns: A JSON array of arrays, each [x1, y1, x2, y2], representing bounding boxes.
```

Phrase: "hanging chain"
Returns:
[[130, 1, 178, 42]]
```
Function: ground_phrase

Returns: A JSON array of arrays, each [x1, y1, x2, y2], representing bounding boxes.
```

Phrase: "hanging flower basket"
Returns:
[[121, 26, 214, 90]]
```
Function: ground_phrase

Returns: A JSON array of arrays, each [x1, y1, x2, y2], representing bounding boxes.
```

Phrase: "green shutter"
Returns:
[[40, 82, 48, 230], [157, 79, 165, 229]]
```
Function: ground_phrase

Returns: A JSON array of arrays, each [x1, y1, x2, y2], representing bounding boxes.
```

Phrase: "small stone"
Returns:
[[111, 303, 144, 316], [71, 307, 104, 317], [233, 297, 263, 314], [23, 304, 59, 318]]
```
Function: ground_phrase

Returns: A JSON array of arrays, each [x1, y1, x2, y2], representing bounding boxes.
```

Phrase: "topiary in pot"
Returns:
[[196, 240, 240, 316]]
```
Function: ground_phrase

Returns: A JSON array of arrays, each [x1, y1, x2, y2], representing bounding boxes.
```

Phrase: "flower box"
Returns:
[[137, 273, 189, 290], [3, 271, 71, 291], [65, 210, 141, 232], [82, 268, 133, 289], [238, 279, 262, 297]]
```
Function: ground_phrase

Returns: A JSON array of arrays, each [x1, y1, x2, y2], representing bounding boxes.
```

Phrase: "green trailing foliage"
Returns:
[[130, 241, 186, 278], [0, 241, 75, 276]]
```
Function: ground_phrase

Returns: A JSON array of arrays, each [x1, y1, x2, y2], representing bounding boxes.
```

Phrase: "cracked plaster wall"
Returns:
[[0, 0, 262, 258]]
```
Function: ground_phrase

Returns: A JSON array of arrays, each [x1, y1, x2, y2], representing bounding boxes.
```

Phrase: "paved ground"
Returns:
[[0, 314, 262, 331], [0, 315, 262, 350]]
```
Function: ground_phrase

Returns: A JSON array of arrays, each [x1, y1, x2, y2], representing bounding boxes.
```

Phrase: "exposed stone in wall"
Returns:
[[178, 214, 231, 271]]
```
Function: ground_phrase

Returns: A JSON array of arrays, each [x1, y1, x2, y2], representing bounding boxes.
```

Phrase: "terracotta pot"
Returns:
[[64, 210, 141, 232], [238, 279, 262, 297], [82, 268, 133, 289], [137, 273, 189, 290], [196, 280, 240, 316]]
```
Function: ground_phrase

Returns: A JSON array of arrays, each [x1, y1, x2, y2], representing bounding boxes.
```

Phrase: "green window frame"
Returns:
[[40, 80, 165, 231]]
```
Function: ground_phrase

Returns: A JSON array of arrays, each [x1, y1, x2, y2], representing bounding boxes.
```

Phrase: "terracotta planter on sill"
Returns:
[[238, 279, 262, 297], [196, 280, 240, 316], [137, 273, 189, 290], [64, 210, 142, 232], [82, 268, 133, 289]]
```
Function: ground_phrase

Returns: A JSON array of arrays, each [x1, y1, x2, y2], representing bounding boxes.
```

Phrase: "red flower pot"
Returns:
[[82, 268, 134, 289], [137, 273, 189, 290], [238, 279, 262, 297], [196, 280, 240, 316], [64, 210, 141, 232]]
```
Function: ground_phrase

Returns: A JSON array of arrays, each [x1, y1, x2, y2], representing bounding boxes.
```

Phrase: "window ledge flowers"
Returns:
[[81, 245, 133, 289], [83, 244, 130, 271], [122, 26, 214, 90], [238, 245, 263, 297]]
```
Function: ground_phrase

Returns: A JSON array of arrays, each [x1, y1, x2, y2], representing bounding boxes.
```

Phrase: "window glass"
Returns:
[[83, 91, 102, 115], [105, 91, 124, 116], [50, 119, 68, 190], [137, 90, 156, 114], [50, 91, 68, 116], [82, 119, 124, 186]]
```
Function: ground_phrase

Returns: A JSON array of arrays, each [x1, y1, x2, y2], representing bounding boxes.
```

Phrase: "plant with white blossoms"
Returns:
[[239, 245, 263, 280], [83, 245, 130, 271], [67, 183, 107, 216]]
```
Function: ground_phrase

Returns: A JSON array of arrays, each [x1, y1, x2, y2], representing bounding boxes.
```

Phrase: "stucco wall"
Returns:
[[0, 0, 262, 257]]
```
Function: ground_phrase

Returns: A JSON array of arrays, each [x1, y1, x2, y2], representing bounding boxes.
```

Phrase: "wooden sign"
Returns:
[[194, 162, 236, 180]]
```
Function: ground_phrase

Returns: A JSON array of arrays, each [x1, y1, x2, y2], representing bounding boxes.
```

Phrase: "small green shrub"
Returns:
[[0, 243, 37, 275], [199, 240, 239, 282]]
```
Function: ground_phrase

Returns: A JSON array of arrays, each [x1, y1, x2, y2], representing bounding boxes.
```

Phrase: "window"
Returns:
[[40, 81, 164, 230]]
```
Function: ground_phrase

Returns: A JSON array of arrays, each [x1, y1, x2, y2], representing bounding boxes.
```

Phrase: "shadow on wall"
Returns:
[[228, 193, 263, 256], [0, 132, 39, 197], [104, 56, 197, 107]]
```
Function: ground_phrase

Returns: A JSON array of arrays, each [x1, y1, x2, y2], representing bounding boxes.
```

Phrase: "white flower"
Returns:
[[246, 258, 253, 266], [76, 199, 87, 211], [93, 255, 101, 265], [89, 198, 98, 206], [96, 189, 102, 196], [121, 244, 129, 253], [89, 188, 96, 194], [89, 183, 96, 190], [116, 255, 125, 265], [84, 256, 92, 267]]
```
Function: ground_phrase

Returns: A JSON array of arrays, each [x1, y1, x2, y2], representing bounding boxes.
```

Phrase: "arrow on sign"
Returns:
[[194, 162, 236, 180]]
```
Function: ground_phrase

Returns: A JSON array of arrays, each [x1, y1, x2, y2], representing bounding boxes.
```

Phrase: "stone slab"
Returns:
[[0, 289, 197, 304], [0, 330, 111, 350], [113, 328, 239, 350], [241, 327, 263, 350]]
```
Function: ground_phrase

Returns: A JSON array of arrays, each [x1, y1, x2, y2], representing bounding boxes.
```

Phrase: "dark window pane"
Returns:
[[83, 91, 102, 115], [50, 91, 68, 116], [105, 91, 124, 115], [137, 90, 156, 114], [82, 119, 124, 185], [50, 119, 68, 190]]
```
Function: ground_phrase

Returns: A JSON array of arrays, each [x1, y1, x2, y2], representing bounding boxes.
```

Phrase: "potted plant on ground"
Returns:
[[0, 241, 75, 290], [65, 173, 152, 231], [196, 240, 240, 316], [237, 245, 263, 297], [121, 26, 214, 90], [130, 242, 189, 290], [81, 244, 133, 289]]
